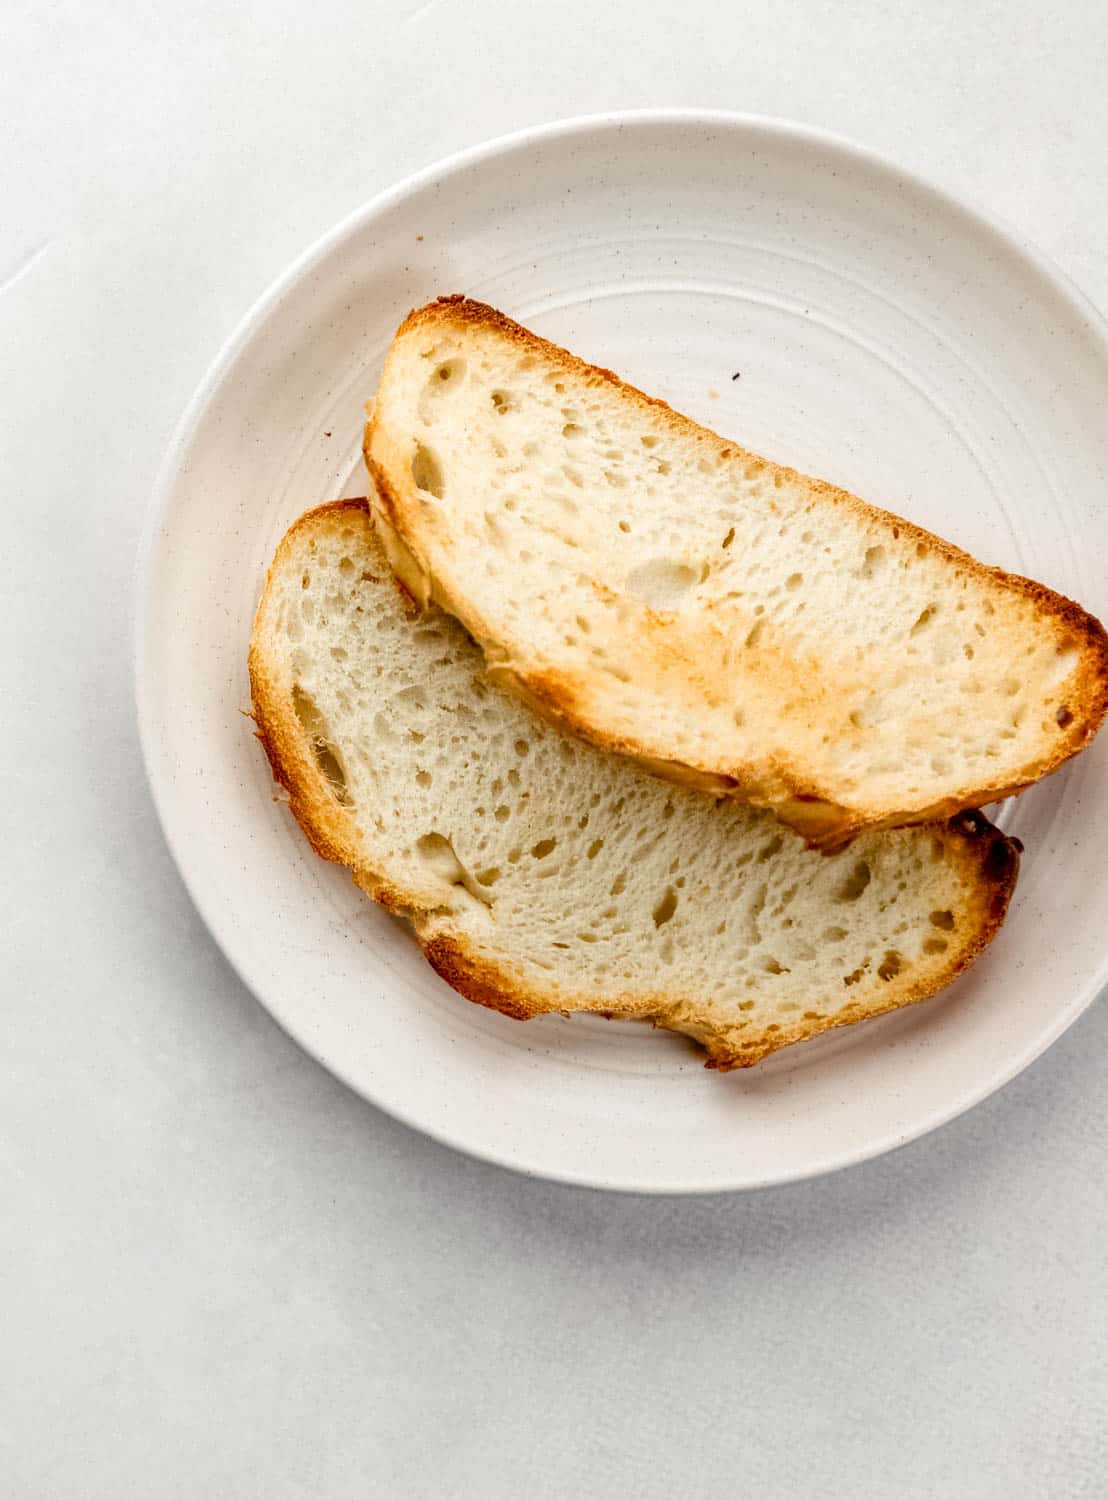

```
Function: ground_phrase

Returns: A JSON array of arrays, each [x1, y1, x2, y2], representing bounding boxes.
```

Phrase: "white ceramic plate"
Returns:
[[137, 112, 1108, 1192]]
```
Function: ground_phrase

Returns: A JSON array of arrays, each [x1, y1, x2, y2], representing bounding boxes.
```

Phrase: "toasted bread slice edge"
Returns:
[[364, 296, 1108, 848]]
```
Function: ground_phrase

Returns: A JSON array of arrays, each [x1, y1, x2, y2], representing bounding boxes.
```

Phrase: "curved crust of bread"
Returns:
[[365, 295, 1108, 849], [249, 499, 1020, 1069]]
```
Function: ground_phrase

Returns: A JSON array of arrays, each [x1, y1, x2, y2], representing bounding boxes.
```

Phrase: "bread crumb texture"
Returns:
[[249, 500, 1019, 1069], [364, 296, 1108, 846]]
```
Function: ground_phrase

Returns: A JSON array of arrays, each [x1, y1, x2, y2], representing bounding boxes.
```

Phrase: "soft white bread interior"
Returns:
[[249, 499, 1019, 1069]]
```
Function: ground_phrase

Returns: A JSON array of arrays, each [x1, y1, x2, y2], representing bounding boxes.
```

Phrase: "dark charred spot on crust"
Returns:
[[984, 833, 1019, 885]]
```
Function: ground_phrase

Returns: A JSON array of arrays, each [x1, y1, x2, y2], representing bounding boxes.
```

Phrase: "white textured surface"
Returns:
[[4, 2, 1108, 1495]]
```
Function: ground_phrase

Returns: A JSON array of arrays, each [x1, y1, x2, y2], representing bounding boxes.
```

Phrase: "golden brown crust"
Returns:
[[249, 501, 378, 865], [366, 295, 1108, 848], [250, 500, 1020, 1069]]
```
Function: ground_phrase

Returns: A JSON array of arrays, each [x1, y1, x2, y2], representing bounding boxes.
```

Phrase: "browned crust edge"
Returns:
[[249, 500, 1020, 1070], [365, 294, 1108, 848]]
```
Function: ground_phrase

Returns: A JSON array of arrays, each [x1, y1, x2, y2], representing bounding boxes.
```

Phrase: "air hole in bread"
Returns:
[[910, 604, 938, 636], [785, 572, 803, 591], [745, 618, 766, 650], [823, 925, 847, 942], [624, 559, 698, 610], [640, 433, 658, 449], [414, 832, 492, 908], [587, 838, 604, 859], [618, 520, 631, 534], [652, 887, 678, 927], [878, 950, 904, 980], [924, 937, 949, 955], [490, 389, 513, 414], [291, 685, 350, 805], [764, 957, 788, 974], [531, 837, 557, 859], [563, 422, 583, 439], [758, 835, 784, 863], [721, 526, 735, 549], [395, 684, 428, 712], [411, 443, 445, 499], [861, 546, 885, 578], [417, 361, 467, 423], [836, 860, 872, 902], [930, 909, 955, 930], [1056, 705, 1073, 728], [1046, 645, 1078, 690]]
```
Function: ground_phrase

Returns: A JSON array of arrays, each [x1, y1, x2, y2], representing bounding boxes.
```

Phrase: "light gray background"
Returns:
[[4, 2, 1106, 1495]]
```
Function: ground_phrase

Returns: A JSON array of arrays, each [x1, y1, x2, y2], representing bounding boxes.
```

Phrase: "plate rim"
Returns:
[[134, 108, 1108, 1193]]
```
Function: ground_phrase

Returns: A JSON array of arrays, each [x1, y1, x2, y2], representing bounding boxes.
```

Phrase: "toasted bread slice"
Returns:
[[248, 498, 1019, 1069], [364, 296, 1108, 847]]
